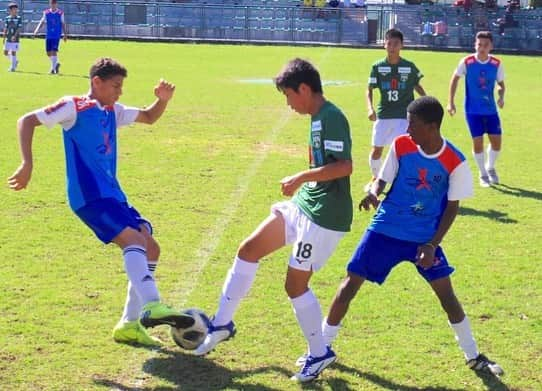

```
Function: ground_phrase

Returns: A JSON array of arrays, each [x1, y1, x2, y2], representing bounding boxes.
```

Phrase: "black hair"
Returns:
[[274, 58, 323, 94], [8, 3, 18, 9], [476, 31, 493, 42], [89, 57, 127, 80], [406, 96, 444, 128], [385, 28, 404, 43]]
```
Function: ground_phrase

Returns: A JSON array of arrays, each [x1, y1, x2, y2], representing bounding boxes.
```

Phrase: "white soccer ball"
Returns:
[[170, 308, 210, 350]]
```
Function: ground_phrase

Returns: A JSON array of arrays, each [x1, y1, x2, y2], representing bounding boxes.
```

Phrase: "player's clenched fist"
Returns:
[[154, 79, 175, 101]]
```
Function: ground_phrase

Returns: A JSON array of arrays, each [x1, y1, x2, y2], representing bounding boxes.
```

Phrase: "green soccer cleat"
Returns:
[[112, 320, 163, 347], [140, 301, 195, 329]]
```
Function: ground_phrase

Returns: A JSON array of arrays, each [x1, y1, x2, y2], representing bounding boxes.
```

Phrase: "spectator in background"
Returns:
[[422, 20, 433, 36], [353, 0, 367, 8], [433, 19, 447, 36]]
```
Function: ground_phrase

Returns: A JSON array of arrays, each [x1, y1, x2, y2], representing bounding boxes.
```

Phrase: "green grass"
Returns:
[[1, 38, 541, 390]]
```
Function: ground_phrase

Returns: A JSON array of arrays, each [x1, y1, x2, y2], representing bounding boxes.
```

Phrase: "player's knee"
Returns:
[[237, 238, 259, 261], [146, 237, 160, 261]]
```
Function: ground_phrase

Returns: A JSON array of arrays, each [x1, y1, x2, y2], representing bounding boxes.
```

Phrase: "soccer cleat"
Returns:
[[193, 318, 236, 356], [55, 62, 61, 74], [291, 346, 337, 382], [113, 320, 163, 347], [479, 175, 491, 187], [363, 176, 376, 193], [467, 353, 504, 376], [296, 352, 309, 367], [487, 168, 499, 185], [140, 301, 195, 329]]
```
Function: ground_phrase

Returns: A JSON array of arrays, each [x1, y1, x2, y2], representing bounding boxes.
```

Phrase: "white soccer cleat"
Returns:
[[487, 168, 499, 185], [479, 175, 491, 187], [193, 319, 236, 356], [291, 346, 337, 383]]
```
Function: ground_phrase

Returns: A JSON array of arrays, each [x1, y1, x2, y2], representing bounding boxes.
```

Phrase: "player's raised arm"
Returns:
[[135, 79, 175, 124], [8, 114, 42, 191]]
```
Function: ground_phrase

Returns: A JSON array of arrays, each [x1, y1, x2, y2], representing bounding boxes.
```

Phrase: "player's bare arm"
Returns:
[[359, 178, 386, 211], [33, 17, 44, 35], [414, 84, 427, 97], [135, 79, 175, 124], [415, 200, 459, 269], [280, 159, 352, 197], [447, 75, 460, 116], [367, 87, 376, 121], [497, 81, 505, 109], [8, 114, 42, 191]]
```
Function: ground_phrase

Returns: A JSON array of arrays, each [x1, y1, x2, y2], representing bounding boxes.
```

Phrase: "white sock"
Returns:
[[11, 55, 17, 68], [322, 317, 341, 346], [213, 256, 259, 326], [291, 289, 327, 358], [473, 152, 488, 177], [7, 53, 12, 62], [486, 145, 500, 170], [121, 261, 157, 322], [369, 157, 381, 178], [450, 316, 479, 361], [123, 246, 160, 305], [51, 55, 58, 69]]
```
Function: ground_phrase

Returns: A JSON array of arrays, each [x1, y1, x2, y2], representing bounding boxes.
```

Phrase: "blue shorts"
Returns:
[[45, 38, 60, 52], [466, 113, 502, 138], [347, 230, 454, 285], [74, 198, 152, 244]]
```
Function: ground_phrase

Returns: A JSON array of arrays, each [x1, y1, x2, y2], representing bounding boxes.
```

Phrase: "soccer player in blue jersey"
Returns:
[[8, 57, 195, 347], [301, 96, 504, 377], [33, 0, 67, 74], [3, 3, 22, 72], [448, 31, 505, 187]]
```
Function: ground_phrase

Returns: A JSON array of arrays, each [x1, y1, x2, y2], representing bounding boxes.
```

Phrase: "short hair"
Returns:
[[385, 28, 404, 43], [89, 57, 127, 80], [274, 58, 323, 94], [8, 2, 18, 9], [407, 96, 444, 128], [476, 31, 493, 42]]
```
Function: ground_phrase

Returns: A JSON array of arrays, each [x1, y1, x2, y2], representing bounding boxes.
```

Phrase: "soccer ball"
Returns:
[[170, 308, 210, 350]]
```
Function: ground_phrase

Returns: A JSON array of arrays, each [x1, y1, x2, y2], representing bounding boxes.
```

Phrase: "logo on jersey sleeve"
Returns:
[[311, 120, 322, 132], [44, 100, 67, 115], [324, 140, 344, 152]]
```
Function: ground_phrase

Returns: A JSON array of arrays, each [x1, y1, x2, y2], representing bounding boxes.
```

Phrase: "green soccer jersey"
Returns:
[[293, 101, 353, 232], [368, 58, 423, 119], [4, 15, 22, 43]]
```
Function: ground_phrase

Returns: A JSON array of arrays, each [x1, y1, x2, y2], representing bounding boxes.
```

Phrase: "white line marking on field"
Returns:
[[175, 109, 292, 308]]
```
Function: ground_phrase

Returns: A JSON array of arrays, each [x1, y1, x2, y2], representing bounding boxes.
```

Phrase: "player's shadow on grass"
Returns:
[[474, 370, 511, 391], [14, 70, 88, 79], [459, 206, 518, 224], [94, 348, 290, 391], [492, 184, 542, 202], [307, 362, 467, 391]]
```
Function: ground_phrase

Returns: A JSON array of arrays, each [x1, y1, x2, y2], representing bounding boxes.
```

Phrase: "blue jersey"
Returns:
[[35, 96, 139, 211], [369, 135, 472, 243], [456, 55, 504, 115], [43, 8, 64, 39]]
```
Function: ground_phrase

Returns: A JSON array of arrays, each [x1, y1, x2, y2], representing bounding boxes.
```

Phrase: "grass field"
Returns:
[[1, 38, 541, 391]]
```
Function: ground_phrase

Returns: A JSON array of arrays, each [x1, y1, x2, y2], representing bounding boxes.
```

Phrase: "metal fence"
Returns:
[[14, 1, 542, 52]]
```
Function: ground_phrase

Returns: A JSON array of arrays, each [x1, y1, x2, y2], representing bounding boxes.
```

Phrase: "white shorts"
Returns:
[[4, 42, 20, 52], [271, 201, 345, 272], [372, 118, 408, 147]]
